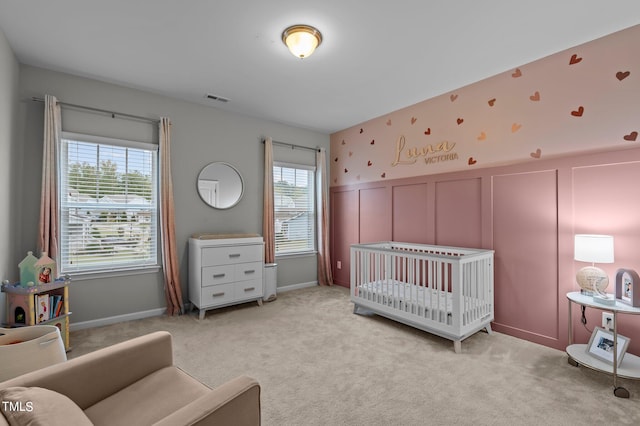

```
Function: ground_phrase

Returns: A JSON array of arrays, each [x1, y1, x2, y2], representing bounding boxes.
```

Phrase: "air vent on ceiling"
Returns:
[[205, 93, 230, 103]]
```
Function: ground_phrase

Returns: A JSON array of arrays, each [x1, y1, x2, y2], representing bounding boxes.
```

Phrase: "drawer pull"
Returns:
[[212, 292, 225, 297], [213, 273, 226, 278], [229, 253, 241, 258], [244, 287, 255, 292], [244, 270, 255, 274]]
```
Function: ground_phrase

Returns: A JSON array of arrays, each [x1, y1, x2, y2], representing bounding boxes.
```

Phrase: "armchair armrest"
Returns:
[[152, 376, 261, 426], [0, 331, 174, 409]]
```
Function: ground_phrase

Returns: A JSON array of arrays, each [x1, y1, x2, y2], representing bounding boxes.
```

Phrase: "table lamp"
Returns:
[[574, 234, 615, 305]]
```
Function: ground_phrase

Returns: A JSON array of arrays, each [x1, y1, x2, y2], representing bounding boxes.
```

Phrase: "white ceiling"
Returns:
[[1, 1, 639, 134]]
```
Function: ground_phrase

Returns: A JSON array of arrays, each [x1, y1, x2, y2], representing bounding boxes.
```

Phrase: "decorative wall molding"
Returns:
[[330, 146, 640, 353]]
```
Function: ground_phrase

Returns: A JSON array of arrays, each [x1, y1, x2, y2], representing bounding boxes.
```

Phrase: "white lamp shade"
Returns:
[[574, 234, 614, 263]]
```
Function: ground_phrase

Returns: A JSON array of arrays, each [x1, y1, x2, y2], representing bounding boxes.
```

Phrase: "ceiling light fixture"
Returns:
[[281, 25, 322, 59]]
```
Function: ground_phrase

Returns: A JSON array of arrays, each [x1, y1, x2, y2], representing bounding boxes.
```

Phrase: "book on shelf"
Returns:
[[49, 294, 63, 319], [36, 294, 49, 323], [55, 296, 64, 317]]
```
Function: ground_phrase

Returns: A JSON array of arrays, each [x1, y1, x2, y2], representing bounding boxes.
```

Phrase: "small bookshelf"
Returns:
[[1, 278, 72, 351]]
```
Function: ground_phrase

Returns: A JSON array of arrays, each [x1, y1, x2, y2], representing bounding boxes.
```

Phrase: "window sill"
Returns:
[[62, 265, 161, 281], [275, 251, 317, 260]]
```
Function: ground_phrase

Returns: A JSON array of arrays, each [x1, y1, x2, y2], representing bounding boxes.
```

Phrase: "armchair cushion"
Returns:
[[0, 386, 92, 426], [84, 366, 210, 426]]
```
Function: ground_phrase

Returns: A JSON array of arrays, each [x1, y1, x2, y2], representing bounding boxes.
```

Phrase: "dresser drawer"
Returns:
[[201, 244, 262, 266], [200, 283, 236, 307], [201, 265, 235, 287], [235, 279, 263, 300], [235, 262, 262, 282]]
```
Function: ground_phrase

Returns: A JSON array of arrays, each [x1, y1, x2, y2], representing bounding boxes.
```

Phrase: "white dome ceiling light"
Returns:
[[281, 24, 323, 59]]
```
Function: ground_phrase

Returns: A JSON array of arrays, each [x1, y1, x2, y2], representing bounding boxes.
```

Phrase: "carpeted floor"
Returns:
[[70, 285, 640, 425]]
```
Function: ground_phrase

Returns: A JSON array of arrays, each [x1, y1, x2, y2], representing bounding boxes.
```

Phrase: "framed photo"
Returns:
[[615, 269, 640, 307], [587, 327, 631, 365]]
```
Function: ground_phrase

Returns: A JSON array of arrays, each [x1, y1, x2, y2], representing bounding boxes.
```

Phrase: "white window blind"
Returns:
[[273, 162, 315, 255], [58, 133, 159, 275]]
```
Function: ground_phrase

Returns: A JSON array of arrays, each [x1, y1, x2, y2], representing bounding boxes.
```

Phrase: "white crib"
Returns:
[[350, 241, 494, 353]]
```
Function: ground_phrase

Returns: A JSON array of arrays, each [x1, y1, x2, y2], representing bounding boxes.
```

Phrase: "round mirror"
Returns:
[[197, 162, 244, 209]]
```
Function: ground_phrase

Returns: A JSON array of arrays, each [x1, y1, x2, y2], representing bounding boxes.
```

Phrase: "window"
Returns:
[[273, 162, 315, 255], [58, 132, 159, 275]]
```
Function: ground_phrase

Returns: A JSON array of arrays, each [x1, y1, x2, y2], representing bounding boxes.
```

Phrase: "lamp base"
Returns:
[[592, 293, 616, 306], [576, 266, 609, 293]]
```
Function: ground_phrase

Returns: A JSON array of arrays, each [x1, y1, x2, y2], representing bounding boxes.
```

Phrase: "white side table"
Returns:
[[566, 291, 640, 398]]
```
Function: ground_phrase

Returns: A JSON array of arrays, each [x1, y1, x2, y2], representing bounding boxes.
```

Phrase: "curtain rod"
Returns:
[[31, 97, 160, 125], [262, 138, 320, 153]]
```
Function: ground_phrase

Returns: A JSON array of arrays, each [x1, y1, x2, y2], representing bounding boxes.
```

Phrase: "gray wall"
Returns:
[[0, 28, 19, 322], [16, 65, 329, 324]]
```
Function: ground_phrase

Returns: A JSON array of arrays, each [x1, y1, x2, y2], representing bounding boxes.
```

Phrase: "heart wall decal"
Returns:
[[488, 98, 496, 107], [511, 68, 522, 78], [468, 157, 477, 165], [529, 91, 540, 101], [616, 71, 630, 81], [624, 131, 638, 142], [477, 132, 487, 141], [457, 118, 464, 125], [530, 149, 542, 159], [569, 54, 582, 65], [571, 106, 584, 117], [411, 117, 417, 124]]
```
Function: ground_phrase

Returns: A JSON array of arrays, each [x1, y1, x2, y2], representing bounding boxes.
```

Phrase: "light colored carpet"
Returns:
[[70, 286, 640, 425]]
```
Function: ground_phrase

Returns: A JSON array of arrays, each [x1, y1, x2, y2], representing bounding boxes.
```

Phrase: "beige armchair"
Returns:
[[0, 331, 260, 425]]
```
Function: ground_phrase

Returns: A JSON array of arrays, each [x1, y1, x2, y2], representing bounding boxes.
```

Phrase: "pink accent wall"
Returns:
[[492, 170, 559, 342], [330, 24, 639, 187], [331, 148, 640, 353], [435, 178, 482, 247], [392, 183, 429, 243], [359, 187, 391, 243], [331, 190, 358, 284], [329, 24, 640, 353]]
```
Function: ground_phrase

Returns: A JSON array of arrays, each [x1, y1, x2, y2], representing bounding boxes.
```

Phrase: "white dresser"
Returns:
[[189, 234, 264, 319]]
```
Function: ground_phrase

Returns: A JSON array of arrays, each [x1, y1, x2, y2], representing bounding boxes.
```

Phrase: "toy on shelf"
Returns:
[[18, 250, 58, 288], [18, 251, 38, 288], [35, 252, 56, 284]]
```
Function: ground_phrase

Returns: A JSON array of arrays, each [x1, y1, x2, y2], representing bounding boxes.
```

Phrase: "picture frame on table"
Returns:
[[586, 326, 631, 365], [615, 268, 640, 307]]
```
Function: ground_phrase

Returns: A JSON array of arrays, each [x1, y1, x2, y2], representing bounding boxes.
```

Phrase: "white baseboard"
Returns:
[[70, 307, 166, 331], [277, 281, 317, 293], [71, 282, 317, 331]]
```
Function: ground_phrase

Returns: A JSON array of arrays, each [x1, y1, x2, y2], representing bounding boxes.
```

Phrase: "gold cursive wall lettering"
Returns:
[[391, 135, 457, 166]]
